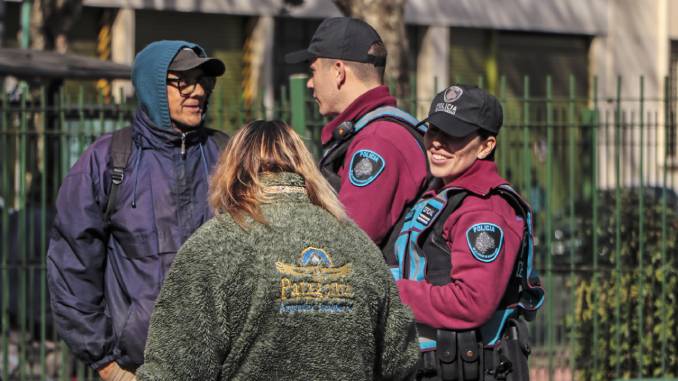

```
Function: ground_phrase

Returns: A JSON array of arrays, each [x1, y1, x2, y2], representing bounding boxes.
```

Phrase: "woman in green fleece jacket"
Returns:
[[135, 120, 419, 381]]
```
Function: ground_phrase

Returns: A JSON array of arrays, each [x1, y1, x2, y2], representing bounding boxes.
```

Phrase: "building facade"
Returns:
[[4, 0, 678, 186]]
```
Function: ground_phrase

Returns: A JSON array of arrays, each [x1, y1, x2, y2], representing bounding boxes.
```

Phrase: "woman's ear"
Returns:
[[477, 136, 497, 159]]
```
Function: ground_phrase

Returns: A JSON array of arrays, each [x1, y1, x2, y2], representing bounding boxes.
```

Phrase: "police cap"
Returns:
[[418, 85, 503, 138], [284, 17, 386, 67]]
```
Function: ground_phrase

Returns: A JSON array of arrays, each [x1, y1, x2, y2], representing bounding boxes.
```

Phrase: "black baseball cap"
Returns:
[[169, 48, 226, 76], [284, 17, 386, 67], [419, 85, 503, 138]]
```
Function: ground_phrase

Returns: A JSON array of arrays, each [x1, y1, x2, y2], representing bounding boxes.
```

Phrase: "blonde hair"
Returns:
[[209, 120, 348, 228]]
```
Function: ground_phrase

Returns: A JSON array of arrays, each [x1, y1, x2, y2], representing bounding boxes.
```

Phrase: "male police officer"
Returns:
[[285, 17, 428, 246], [47, 41, 227, 381]]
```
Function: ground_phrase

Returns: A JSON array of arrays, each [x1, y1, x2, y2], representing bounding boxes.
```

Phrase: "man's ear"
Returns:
[[334, 60, 346, 89]]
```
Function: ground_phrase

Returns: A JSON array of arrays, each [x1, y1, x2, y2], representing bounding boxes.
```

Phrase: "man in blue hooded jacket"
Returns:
[[47, 40, 228, 381]]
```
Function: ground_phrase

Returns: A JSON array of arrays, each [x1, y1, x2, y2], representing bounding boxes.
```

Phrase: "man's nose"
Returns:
[[306, 77, 313, 89], [192, 83, 207, 98]]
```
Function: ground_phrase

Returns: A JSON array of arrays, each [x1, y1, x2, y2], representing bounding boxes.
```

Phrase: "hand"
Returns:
[[98, 362, 136, 381]]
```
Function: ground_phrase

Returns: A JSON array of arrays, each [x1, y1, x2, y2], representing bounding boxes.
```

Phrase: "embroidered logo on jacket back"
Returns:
[[276, 247, 354, 314]]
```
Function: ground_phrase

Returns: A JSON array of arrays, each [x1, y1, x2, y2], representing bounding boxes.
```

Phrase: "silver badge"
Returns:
[[443, 86, 464, 103], [354, 158, 374, 178], [474, 232, 496, 254]]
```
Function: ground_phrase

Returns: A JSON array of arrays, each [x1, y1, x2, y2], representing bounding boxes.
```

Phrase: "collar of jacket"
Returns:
[[261, 171, 305, 187], [320, 85, 397, 145], [261, 172, 310, 202], [132, 109, 208, 152], [425, 160, 508, 198]]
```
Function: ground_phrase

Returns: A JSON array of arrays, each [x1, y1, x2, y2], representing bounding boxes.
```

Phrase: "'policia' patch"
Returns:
[[466, 223, 504, 263], [349, 150, 385, 187]]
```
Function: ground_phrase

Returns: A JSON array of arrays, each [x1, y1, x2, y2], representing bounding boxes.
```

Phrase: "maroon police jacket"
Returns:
[[321, 86, 428, 244], [396, 160, 525, 330]]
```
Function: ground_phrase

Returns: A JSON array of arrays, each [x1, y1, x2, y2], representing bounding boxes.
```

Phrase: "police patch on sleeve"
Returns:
[[348, 149, 385, 187], [466, 223, 504, 263]]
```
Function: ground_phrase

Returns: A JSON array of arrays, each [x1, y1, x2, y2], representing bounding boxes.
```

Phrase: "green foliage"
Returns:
[[570, 189, 678, 379]]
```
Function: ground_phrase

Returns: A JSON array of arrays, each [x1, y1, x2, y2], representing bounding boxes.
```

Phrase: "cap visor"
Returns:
[[285, 50, 315, 64], [426, 112, 481, 138], [170, 57, 225, 76], [200, 58, 226, 77]]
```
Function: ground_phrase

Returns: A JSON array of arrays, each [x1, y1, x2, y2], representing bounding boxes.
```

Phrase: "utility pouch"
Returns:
[[497, 318, 530, 381], [436, 330, 458, 381], [419, 350, 438, 377], [458, 331, 481, 381]]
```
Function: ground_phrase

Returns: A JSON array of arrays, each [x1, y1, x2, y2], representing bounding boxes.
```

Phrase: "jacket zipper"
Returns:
[[180, 132, 187, 159]]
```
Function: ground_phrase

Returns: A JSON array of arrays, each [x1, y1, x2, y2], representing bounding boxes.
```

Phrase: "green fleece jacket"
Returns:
[[135, 172, 419, 381]]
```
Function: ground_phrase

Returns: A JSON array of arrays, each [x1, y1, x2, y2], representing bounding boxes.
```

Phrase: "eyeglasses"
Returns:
[[167, 75, 216, 96]]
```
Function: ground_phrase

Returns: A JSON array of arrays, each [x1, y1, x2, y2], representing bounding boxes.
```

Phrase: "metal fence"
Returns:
[[2, 74, 678, 380]]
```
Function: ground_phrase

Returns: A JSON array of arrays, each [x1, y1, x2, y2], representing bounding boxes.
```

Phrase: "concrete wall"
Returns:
[[81, 0, 318, 17], [670, 0, 678, 39], [243, 16, 275, 118], [589, 0, 672, 188], [591, 0, 667, 103], [81, 0, 606, 35], [405, 0, 606, 33], [111, 8, 134, 101], [98, 0, 678, 187], [416, 26, 448, 119]]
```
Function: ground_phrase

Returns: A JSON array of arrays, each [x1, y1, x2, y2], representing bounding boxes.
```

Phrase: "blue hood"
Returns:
[[132, 40, 208, 130]]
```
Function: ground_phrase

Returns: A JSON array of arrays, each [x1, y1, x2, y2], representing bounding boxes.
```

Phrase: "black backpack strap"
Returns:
[[319, 140, 350, 192], [381, 203, 414, 266], [104, 127, 133, 221], [493, 186, 530, 279], [421, 190, 469, 285], [493, 185, 544, 320], [430, 190, 469, 241]]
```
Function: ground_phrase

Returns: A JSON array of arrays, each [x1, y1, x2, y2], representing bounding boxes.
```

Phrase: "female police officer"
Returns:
[[384, 85, 544, 381]]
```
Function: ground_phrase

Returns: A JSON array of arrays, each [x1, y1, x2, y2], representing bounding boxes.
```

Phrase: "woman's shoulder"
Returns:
[[196, 214, 240, 235], [330, 216, 386, 262], [442, 192, 524, 240], [180, 215, 246, 255], [453, 190, 515, 214], [268, 201, 372, 246]]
